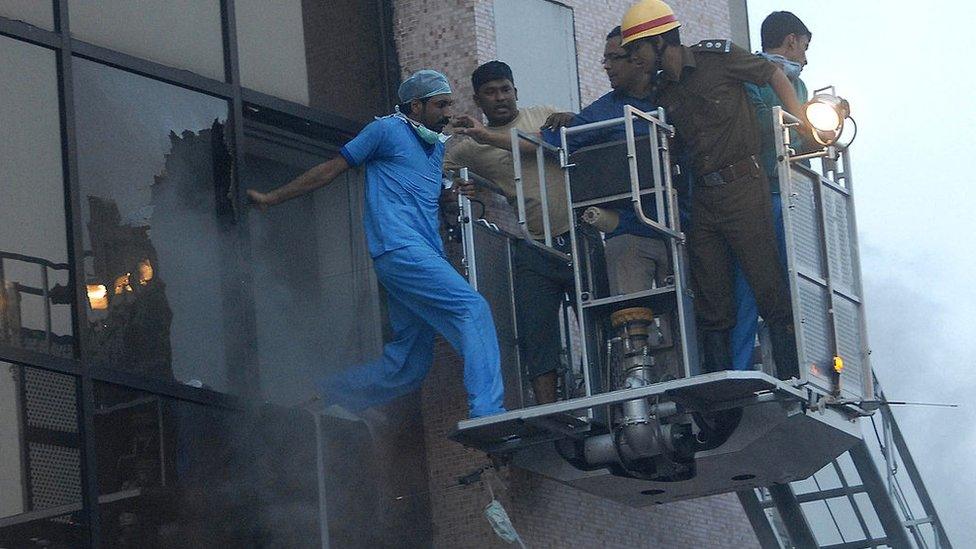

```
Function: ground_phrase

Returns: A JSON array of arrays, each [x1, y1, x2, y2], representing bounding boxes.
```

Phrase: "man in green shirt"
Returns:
[[731, 11, 812, 372]]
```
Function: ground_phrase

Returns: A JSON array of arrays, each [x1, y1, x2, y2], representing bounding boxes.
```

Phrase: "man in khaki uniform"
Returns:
[[620, 0, 803, 377], [445, 61, 574, 404]]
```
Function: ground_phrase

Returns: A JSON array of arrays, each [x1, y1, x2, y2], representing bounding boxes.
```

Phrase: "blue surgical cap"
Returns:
[[397, 69, 452, 103]]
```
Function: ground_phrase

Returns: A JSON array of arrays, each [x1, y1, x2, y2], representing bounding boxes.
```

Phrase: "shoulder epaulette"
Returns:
[[691, 39, 732, 53]]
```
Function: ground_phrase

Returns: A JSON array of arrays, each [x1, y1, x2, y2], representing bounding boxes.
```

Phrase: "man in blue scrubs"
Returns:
[[729, 12, 811, 374], [247, 70, 505, 418]]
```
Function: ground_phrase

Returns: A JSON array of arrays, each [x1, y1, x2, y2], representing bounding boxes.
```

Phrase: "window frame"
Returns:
[[0, 2, 400, 545]]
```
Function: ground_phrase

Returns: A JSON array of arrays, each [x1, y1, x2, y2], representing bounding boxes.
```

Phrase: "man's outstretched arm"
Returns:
[[768, 68, 803, 119], [453, 114, 545, 155], [247, 155, 351, 209]]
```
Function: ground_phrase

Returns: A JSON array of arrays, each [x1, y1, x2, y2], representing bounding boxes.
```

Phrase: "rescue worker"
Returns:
[[543, 25, 671, 294], [620, 0, 802, 377], [541, 26, 682, 378], [247, 70, 505, 418], [445, 61, 574, 404], [731, 11, 812, 371]]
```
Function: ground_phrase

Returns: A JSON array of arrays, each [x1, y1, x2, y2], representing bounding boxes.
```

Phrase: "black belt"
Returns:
[[697, 156, 760, 187]]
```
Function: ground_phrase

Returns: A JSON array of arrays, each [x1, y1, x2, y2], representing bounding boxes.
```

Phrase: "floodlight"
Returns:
[[803, 94, 851, 146]]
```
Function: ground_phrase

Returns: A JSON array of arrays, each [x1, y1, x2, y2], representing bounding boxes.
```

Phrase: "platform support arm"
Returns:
[[737, 490, 784, 549]]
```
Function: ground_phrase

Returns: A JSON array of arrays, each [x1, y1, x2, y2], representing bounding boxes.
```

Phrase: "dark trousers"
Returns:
[[688, 168, 792, 331], [512, 236, 575, 380]]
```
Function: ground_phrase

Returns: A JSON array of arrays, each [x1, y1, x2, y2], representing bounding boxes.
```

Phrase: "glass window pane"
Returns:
[[0, 363, 87, 547], [0, 0, 53, 29], [72, 58, 236, 390], [93, 382, 320, 546], [68, 0, 224, 80], [800, 500, 845, 546], [811, 464, 843, 491], [236, 0, 390, 120], [241, 121, 383, 405], [853, 492, 885, 539], [0, 36, 74, 358], [494, 0, 580, 111], [240, 120, 432, 546]]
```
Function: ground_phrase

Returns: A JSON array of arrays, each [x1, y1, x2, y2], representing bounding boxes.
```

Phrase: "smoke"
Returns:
[[860, 248, 975, 546], [66, 55, 432, 546]]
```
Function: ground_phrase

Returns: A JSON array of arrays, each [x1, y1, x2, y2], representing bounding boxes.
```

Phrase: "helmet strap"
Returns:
[[649, 39, 668, 86], [652, 40, 668, 72]]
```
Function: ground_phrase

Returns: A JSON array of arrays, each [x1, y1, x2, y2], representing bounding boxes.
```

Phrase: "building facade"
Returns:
[[0, 1, 755, 547]]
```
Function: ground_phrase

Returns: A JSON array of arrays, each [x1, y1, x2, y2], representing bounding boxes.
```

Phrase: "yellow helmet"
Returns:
[[620, 0, 681, 46]]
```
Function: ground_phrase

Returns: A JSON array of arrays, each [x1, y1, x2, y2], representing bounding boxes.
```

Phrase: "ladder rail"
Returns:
[[740, 104, 947, 549]]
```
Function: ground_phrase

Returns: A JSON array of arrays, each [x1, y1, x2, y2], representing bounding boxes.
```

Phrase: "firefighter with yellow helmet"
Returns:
[[620, 0, 802, 378]]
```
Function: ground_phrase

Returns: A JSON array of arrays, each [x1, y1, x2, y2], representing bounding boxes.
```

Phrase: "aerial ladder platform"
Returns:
[[448, 103, 950, 547]]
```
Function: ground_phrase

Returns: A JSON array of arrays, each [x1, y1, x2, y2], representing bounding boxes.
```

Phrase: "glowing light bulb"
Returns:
[[806, 102, 841, 133]]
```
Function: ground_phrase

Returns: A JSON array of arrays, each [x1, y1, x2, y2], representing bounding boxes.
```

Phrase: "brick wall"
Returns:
[[391, 0, 733, 115], [394, 1, 758, 547]]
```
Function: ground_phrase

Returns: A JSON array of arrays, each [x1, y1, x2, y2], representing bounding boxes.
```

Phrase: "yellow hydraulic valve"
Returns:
[[833, 355, 844, 374]]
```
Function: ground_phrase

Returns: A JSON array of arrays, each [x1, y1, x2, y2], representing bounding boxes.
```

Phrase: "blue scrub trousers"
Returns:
[[319, 244, 505, 418], [731, 193, 788, 370]]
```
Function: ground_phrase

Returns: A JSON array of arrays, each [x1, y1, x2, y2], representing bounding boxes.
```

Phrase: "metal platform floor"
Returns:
[[452, 372, 864, 506]]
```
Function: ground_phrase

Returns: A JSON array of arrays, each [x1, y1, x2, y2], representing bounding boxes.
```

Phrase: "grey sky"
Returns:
[[746, 1, 976, 544]]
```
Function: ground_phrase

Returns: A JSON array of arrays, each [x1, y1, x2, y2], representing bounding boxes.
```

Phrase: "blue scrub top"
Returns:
[[340, 116, 446, 258]]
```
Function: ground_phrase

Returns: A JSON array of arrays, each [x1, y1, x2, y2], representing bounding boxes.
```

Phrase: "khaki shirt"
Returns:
[[656, 40, 778, 177], [444, 105, 570, 239]]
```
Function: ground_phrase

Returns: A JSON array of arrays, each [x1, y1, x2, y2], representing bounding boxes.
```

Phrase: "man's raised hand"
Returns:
[[452, 114, 491, 144], [452, 177, 478, 198], [541, 112, 575, 131]]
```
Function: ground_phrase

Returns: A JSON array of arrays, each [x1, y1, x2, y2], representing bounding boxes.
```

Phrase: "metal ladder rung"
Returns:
[[903, 516, 936, 528], [571, 187, 663, 209], [758, 485, 869, 508], [820, 538, 889, 549], [580, 285, 676, 310]]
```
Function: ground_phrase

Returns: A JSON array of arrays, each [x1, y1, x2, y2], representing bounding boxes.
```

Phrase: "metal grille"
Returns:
[[834, 297, 864, 397], [785, 161, 871, 400], [823, 189, 857, 293], [798, 278, 832, 379], [27, 442, 82, 509], [791, 174, 824, 278], [471, 223, 523, 409], [24, 367, 77, 433]]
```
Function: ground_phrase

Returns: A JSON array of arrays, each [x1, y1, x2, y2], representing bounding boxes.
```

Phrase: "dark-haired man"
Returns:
[[620, 0, 802, 377], [248, 70, 505, 418], [731, 11, 812, 372], [544, 25, 672, 295], [445, 61, 573, 404]]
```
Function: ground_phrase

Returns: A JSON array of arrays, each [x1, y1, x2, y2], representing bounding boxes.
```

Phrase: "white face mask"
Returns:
[[759, 52, 803, 80], [393, 108, 450, 145]]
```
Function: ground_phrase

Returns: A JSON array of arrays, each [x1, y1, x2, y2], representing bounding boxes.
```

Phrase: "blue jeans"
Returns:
[[730, 193, 787, 370], [320, 245, 505, 417]]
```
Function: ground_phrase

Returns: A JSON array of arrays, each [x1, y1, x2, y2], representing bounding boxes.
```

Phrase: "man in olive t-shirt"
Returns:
[[445, 61, 576, 404]]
